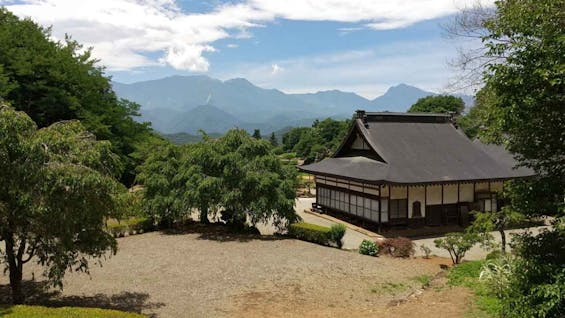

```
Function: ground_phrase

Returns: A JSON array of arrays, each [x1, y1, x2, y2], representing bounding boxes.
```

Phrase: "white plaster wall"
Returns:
[[475, 182, 489, 192], [460, 183, 474, 202], [408, 186, 425, 217], [351, 134, 369, 150], [443, 184, 458, 204], [390, 186, 407, 199], [426, 185, 442, 205]]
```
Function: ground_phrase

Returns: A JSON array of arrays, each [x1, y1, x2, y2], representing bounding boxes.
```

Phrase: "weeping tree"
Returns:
[[0, 105, 123, 304], [137, 130, 299, 231], [214, 130, 299, 231], [136, 144, 187, 227]]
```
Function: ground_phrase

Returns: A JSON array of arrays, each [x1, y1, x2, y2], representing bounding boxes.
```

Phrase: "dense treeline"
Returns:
[[0, 8, 156, 185], [282, 118, 351, 163]]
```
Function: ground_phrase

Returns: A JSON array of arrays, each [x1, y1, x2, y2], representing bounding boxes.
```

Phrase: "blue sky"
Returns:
[[3, 0, 489, 98]]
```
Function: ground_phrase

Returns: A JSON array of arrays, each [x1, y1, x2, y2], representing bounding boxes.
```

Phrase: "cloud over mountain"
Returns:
[[5, 0, 493, 72]]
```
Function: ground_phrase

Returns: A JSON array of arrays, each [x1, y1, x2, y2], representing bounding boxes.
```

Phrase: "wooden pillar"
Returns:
[[378, 184, 382, 232], [424, 184, 427, 223], [441, 183, 444, 225], [488, 181, 492, 211], [388, 184, 391, 222], [457, 182, 461, 225], [406, 185, 409, 218], [315, 177, 319, 206]]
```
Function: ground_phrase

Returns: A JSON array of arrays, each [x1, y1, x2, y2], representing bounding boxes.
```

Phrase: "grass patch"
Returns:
[[448, 260, 502, 317], [370, 282, 409, 295], [0, 305, 145, 318], [412, 274, 431, 288]]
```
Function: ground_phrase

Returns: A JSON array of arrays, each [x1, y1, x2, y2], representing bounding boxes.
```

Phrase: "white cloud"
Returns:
[[226, 43, 239, 48], [270, 63, 283, 75], [5, 0, 494, 72]]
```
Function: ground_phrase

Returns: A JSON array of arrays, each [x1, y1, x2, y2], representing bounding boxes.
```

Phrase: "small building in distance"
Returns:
[[298, 110, 533, 229]]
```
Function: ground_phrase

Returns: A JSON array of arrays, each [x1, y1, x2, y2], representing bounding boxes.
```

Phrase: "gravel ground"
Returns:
[[3, 226, 441, 318]]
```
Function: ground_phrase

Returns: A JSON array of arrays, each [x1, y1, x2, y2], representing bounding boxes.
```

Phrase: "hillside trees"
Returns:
[[137, 129, 298, 231], [282, 118, 350, 162], [0, 105, 123, 304], [0, 8, 153, 185], [408, 95, 465, 115]]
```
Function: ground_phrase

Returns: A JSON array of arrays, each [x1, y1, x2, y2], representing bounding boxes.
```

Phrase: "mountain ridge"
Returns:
[[113, 75, 474, 135]]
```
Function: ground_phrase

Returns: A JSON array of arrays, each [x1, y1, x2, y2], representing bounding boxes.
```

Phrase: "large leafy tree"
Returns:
[[0, 105, 123, 304], [451, 0, 564, 316], [408, 95, 465, 115], [137, 130, 298, 231], [0, 8, 153, 185], [214, 130, 298, 230]]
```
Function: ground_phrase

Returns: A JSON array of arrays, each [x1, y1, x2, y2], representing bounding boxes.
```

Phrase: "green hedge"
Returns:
[[107, 217, 154, 237], [288, 222, 331, 246]]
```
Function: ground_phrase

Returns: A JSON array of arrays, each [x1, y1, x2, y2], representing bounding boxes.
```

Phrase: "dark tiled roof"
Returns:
[[299, 112, 535, 184]]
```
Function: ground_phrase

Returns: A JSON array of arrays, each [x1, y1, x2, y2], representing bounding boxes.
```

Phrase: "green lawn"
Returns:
[[0, 305, 145, 318], [448, 260, 502, 317]]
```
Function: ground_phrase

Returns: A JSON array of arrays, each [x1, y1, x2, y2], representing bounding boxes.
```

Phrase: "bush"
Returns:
[[380, 237, 415, 258], [288, 222, 331, 246], [420, 244, 432, 259], [328, 224, 346, 248], [434, 232, 480, 264], [359, 240, 379, 256], [485, 250, 503, 260]]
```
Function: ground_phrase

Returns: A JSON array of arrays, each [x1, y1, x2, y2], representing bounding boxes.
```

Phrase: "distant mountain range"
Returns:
[[113, 75, 473, 135]]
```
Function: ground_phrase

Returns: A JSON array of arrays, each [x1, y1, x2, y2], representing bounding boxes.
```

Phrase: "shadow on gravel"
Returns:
[[0, 280, 164, 317], [161, 222, 288, 243]]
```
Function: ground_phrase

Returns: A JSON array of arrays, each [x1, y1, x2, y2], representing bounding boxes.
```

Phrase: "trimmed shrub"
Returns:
[[329, 224, 346, 248], [380, 237, 415, 258], [288, 222, 331, 246], [359, 240, 379, 256]]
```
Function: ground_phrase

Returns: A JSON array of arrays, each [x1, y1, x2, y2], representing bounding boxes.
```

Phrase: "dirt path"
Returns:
[[2, 226, 449, 318], [231, 270, 473, 318]]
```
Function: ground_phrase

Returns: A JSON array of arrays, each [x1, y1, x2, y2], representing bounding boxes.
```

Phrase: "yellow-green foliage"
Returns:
[[0, 305, 145, 318], [106, 217, 153, 237]]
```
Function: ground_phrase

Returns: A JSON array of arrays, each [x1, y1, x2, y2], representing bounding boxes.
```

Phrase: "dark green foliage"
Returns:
[[0, 105, 123, 304], [501, 227, 565, 318], [379, 237, 415, 258], [269, 132, 278, 147], [137, 129, 299, 230], [282, 118, 351, 162], [252, 129, 261, 139], [0, 8, 153, 185], [407, 95, 465, 115], [359, 240, 378, 256], [288, 222, 331, 246], [328, 224, 346, 248], [135, 144, 186, 227]]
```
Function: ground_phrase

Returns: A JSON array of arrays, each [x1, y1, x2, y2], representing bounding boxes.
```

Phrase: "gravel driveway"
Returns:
[[2, 226, 441, 318]]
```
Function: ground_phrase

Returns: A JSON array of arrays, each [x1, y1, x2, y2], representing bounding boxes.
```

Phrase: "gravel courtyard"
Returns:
[[1, 226, 444, 318]]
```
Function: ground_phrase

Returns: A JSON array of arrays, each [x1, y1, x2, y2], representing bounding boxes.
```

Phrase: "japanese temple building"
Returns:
[[298, 110, 533, 228]]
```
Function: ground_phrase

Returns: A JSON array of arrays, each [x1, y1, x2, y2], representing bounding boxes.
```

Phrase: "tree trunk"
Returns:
[[199, 205, 209, 224], [500, 228, 506, 254], [5, 237, 24, 304]]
